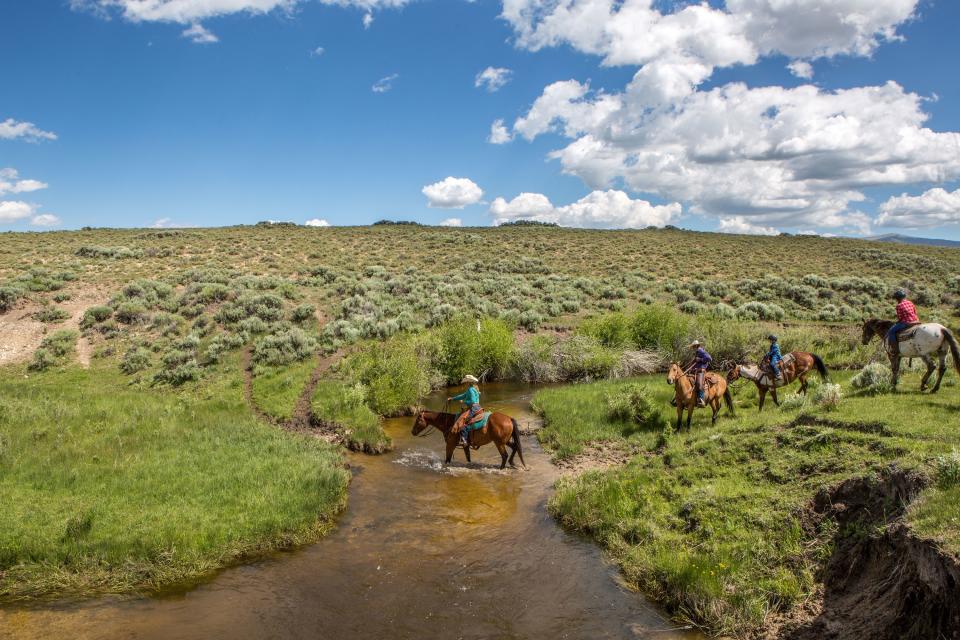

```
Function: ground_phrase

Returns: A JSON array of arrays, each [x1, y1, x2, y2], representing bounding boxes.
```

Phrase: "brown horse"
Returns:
[[666, 363, 735, 430], [726, 351, 829, 411], [862, 318, 960, 392], [411, 409, 525, 469]]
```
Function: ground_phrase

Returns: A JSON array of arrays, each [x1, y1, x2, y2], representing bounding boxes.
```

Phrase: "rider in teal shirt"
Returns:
[[449, 375, 482, 446]]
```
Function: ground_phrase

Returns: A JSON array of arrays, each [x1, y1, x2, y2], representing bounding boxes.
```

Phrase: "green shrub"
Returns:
[[435, 317, 515, 383], [32, 307, 70, 323], [578, 313, 631, 348], [349, 335, 432, 416], [28, 348, 56, 372], [311, 381, 389, 453], [934, 449, 960, 489], [120, 347, 151, 374], [114, 301, 149, 324], [605, 384, 667, 430], [850, 363, 892, 395], [81, 305, 113, 328], [0, 285, 25, 313], [779, 393, 807, 411], [29, 330, 78, 370], [52, 292, 71, 303], [290, 303, 316, 323], [812, 383, 842, 411], [252, 328, 317, 366]]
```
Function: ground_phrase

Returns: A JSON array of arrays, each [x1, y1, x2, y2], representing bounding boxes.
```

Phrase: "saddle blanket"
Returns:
[[464, 412, 492, 432], [897, 323, 922, 342]]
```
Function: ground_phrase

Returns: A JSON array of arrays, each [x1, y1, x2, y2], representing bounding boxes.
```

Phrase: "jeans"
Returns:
[[886, 322, 909, 347]]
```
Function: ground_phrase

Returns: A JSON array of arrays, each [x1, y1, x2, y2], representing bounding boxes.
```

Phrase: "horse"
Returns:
[[411, 409, 526, 469], [726, 351, 829, 411], [666, 363, 735, 430], [862, 319, 960, 392]]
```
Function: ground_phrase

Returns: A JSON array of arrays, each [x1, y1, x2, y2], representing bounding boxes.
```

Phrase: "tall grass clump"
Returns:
[[252, 328, 317, 366], [811, 382, 842, 410], [347, 335, 432, 416], [311, 381, 390, 453], [29, 330, 78, 371], [605, 384, 667, 431], [435, 317, 515, 383], [850, 363, 893, 395]]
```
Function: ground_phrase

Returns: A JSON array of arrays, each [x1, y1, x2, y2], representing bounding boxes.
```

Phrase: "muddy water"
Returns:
[[2, 383, 699, 640]]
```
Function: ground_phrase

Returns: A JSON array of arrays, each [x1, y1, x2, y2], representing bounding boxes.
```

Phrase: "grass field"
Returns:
[[1, 224, 958, 617], [533, 370, 960, 635], [0, 357, 349, 601]]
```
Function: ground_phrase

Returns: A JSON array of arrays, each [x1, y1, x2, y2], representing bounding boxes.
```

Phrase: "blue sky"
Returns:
[[2, 0, 960, 238]]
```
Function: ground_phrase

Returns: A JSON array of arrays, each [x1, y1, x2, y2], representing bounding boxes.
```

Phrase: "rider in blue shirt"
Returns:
[[448, 375, 481, 446], [689, 340, 712, 407], [765, 334, 783, 384]]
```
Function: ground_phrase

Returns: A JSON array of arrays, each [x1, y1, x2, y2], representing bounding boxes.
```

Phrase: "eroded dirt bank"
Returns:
[[768, 468, 960, 640]]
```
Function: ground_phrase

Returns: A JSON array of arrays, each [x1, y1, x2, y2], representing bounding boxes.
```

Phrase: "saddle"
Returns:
[[686, 372, 720, 388], [466, 408, 486, 426], [896, 323, 921, 342]]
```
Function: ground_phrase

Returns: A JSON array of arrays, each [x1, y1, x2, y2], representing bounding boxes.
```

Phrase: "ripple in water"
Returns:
[[392, 449, 515, 476]]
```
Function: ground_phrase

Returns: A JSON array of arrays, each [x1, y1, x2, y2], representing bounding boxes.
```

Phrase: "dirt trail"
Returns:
[[242, 347, 346, 444], [0, 290, 105, 367]]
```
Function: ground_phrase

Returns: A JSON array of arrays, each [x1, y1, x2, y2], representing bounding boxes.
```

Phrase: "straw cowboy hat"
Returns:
[[461, 374, 479, 384], [687, 340, 701, 348]]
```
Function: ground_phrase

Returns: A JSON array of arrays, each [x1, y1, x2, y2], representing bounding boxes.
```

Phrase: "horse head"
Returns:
[[666, 363, 683, 385], [410, 409, 428, 436], [861, 319, 880, 345], [726, 365, 742, 382]]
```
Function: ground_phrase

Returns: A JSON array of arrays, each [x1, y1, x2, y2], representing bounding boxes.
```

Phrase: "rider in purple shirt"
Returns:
[[689, 340, 712, 407]]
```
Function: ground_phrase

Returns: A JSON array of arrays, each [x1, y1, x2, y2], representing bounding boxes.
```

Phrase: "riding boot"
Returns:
[[697, 391, 706, 407]]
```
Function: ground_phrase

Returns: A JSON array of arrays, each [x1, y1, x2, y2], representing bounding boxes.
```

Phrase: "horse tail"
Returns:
[[943, 328, 960, 377], [723, 387, 735, 417], [511, 418, 526, 468], [811, 353, 829, 382]]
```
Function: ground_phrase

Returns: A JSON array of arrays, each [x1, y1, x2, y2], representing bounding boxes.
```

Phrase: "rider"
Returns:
[[689, 340, 713, 407], [764, 334, 784, 384], [448, 374, 482, 446], [887, 289, 919, 355]]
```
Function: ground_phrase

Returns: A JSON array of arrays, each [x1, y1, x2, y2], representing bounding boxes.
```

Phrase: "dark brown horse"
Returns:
[[726, 351, 829, 411], [411, 409, 526, 469], [862, 318, 960, 392], [666, 363, 735, 430]]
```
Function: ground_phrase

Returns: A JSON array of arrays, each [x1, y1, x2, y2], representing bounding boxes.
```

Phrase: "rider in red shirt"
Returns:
[[887, 289, 919, 354]]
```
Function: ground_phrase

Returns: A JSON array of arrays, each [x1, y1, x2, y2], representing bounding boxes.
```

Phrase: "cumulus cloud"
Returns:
[[362, 11, 374, 28], [422, 177, 484, 209], [31, 214, 62, 228], [71, 0, 411, 24], [439, 217, 463, 227], [718, 216, 780, 236], [182, 22, 218, 43], [310, 46, 325, 57], [490, 189, 680, 228], [0, 201, 37, 223], [787, 60, 814, 79], [488, 119, 512, 144], [372, 73, 399, 93], [501, 78, 958, 232], [877, 187, 960, 228], [0, 169, 48, 196], [305, 218, 331, 227], [475, 66, 513, 92], [0, 118, 57, 142]]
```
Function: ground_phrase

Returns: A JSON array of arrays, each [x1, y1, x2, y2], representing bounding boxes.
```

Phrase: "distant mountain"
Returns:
[[865, 233, 960, 248]]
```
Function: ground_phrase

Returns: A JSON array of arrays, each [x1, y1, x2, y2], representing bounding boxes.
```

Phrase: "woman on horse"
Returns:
[[887, 289, 920, 355], [448, 374, 482, 446], [764, 334, 784, 384], [689, 340, 712, 407]]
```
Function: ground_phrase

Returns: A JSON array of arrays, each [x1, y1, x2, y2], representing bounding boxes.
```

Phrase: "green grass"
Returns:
[[250, 358, 317, 422], [534, 371, 960, 636], [311, 380, 391, 453], [0, 359, 349, 601]]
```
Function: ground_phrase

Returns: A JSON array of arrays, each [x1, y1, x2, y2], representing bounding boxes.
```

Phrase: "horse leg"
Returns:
[[445, 436, 456, 464], [931, 352, 947, 393], [676, 405, 683, 431], [463, 442, 472, 464], [758, 388, 766, 412], [891, 356, 901, 391], [799, 374, 808, 395], [711, 398, 720, 424], [919, 356, 934, 391], [770, 388, 780, 407], [496, 441, 508, 470], [686, 406, 692, 430]]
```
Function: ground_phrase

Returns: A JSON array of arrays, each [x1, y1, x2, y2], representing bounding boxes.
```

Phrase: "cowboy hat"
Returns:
[[687, 340, 701, 348], [461, 374, 479, 384]]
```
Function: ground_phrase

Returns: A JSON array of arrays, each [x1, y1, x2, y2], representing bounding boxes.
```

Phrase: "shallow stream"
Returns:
[[2, 382, 699, 639]]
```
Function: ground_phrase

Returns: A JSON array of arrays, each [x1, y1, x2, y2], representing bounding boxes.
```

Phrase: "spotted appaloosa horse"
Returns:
[[411, 409, 525, 469], [862, 319, 960, 392]]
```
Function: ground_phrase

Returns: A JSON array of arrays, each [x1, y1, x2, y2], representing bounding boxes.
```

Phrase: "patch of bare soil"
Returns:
[[554, 440, 640, 475], [764, 467, 960, 640], [0, 290, 105, 367]]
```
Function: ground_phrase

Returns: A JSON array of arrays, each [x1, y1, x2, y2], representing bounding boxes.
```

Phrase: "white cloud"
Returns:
[[305, 218, 331, 227], [504, 78, 958, 232], [72, 0, 410, 24], [490, 189, 680, 229], [718, 216, 779, 236], [0, 201, 37, 223], [0, 169, 48, 196], [311, 46, 325, 57], [488, 119, 512, 144], [787, 60, 814, 79], [475, 66, 512, 92], [877, 187, 960, 228], [31, 214, 61, 228], [362, 11, 374, 28], [0, 118, 57, 142], [439, 218, 463, 227], [372, 73, 398, 93], [182, 22, 218, 43], [422, 177, 484, 209]]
